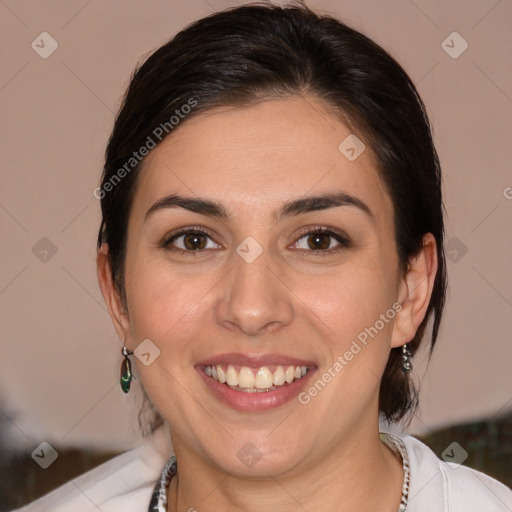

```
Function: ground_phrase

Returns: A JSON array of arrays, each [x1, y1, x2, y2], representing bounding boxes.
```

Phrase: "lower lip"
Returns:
[[196, 367, 317, 412]]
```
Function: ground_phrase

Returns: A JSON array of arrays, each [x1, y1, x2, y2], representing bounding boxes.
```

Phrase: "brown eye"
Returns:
[[183, 233, 207, 250], [165, 229, 220, 252], [307, 233, 331, 250], [294, 228, 350, 252]]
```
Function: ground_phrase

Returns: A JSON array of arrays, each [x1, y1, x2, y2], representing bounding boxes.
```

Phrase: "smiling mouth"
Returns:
[[203, 364, 311, 393]]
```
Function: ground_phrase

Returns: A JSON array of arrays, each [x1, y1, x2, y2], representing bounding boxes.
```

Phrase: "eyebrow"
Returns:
[[144, 191, 375, 224]]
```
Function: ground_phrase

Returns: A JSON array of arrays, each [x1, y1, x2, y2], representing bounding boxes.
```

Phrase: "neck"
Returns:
[[167, 420, 403, 512]]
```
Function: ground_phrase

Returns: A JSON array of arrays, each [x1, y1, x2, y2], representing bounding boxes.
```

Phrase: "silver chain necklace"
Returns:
[[380, 433, 410, 511]]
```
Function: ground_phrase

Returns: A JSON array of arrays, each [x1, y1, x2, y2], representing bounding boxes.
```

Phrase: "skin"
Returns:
[[97, 95, 438, 512]]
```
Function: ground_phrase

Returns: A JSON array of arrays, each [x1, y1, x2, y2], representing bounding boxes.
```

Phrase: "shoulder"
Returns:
[[13, 428, 173, 512], [399, 434, 512, 512]]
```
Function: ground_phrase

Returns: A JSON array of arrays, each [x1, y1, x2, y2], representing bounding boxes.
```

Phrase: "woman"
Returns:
[[16, 2, 511, 511]]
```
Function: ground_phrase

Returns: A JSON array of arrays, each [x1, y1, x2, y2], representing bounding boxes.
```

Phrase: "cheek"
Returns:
[[302, 263, 399, 398], [123, 253, 222, 363], [298, 282, 397, 417], [296, 260, 396, 335], [119, 235, 221, 426], [123, 257, 215, 413]]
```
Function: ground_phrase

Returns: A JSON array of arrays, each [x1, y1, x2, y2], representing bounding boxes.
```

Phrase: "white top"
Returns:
[[14, 428, 512, 512]]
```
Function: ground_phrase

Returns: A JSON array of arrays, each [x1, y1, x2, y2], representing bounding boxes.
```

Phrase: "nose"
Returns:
[[214, 247, 294, 337]]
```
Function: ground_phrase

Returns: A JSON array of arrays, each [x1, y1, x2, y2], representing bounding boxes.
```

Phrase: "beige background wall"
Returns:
[[1, 0, 511, 453]]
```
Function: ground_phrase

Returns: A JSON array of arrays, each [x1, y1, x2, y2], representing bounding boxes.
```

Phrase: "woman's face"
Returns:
[[112, 96, 412, 476]]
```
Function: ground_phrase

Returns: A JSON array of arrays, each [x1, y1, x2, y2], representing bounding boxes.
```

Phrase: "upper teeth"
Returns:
[[205, 364, 308, 389]]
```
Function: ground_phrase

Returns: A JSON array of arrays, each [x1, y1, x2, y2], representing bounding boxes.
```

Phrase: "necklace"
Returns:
[[380, 433, 410, 511], [149, 433, 410, 512]]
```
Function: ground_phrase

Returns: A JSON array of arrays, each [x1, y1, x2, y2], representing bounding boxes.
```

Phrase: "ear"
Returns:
[[392, 233, 438, 348], [97, 242, 131, 347]]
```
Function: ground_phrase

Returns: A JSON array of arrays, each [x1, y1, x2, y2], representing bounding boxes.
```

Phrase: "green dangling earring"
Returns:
[[120, 346, 134, 393]]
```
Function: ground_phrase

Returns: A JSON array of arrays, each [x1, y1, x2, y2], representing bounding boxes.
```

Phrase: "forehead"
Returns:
[[133, 96, 392, 221]]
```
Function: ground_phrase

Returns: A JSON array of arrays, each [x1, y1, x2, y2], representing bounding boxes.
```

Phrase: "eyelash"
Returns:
[[161, 225, 351, 256]]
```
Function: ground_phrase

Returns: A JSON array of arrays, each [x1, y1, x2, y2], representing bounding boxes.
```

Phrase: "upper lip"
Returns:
[[196, 352, 317, 368]]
